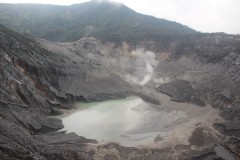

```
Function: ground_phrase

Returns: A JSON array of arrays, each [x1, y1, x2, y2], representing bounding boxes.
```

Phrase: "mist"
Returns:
[[3, 0, 240, 34], [117, 0, 240, 34], [123, 49, 158, 85], [98, 49, 158, 86]]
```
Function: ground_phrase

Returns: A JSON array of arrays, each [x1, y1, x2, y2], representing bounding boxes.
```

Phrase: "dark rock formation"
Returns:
[[157, 79, 206, 106]]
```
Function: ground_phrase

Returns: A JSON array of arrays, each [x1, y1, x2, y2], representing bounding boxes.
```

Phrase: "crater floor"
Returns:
[[57, 93, 221, 148]]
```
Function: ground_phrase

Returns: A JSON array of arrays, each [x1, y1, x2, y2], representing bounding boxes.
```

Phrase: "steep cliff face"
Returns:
[[0, 25, 98, 159], [1, 23, 240, 159], [38, 33, 240, 99], [0, 25, 162, 160], [37, 31, 240, 159]]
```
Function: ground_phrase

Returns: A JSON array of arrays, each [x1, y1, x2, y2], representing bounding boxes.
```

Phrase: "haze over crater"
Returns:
[[1, 0, 240, 34]]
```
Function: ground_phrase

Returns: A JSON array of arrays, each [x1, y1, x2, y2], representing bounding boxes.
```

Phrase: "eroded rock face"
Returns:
[[0, 26, 98, 159], [1, 24, 240, 160], [157, 79, 206, 106], [0, 25, 161, 160]]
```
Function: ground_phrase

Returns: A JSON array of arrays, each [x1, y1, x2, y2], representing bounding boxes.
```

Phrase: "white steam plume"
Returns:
[[86, 47, 158, 86], [123, 49, 158, 86]]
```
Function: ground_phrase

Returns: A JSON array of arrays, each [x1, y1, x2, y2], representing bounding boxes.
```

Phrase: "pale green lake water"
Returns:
[[56, 96, 219, 147]]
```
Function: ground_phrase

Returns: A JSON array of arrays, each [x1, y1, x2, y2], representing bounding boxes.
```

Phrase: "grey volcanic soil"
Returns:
[[1, 25, 240, 160]]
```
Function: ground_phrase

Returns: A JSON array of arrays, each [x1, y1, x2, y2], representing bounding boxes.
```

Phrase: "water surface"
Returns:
[[57, 95, 219, 147]]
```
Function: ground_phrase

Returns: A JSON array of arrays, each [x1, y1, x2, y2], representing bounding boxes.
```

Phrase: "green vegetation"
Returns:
[[0, 0, 196, 42]]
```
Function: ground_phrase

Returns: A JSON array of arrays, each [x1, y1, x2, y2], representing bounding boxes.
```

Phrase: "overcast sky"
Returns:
[[0, 0, 240, 34]]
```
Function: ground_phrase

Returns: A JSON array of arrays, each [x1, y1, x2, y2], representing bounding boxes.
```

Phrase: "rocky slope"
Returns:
[[0, 25, 98, 159], [0, 24, 164, 159], [1, 22, 240, 160]]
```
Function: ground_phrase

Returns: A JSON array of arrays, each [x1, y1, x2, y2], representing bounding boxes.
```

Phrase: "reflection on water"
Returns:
[[56, 96, 192, 146]]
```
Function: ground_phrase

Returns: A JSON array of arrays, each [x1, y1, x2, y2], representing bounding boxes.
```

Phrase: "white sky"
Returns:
[[0, 0, 240, 34]]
